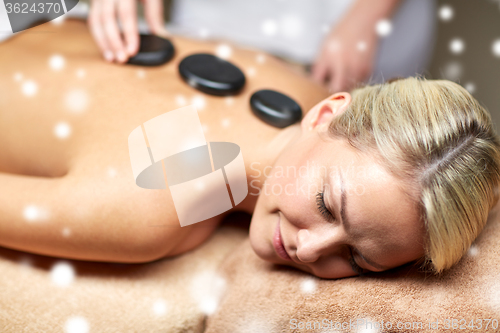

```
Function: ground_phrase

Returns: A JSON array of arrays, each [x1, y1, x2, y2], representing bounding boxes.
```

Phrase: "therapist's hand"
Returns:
[[311, 0, 400, 93], [88, 0, 168, 64], [311, 18, 377, 93]]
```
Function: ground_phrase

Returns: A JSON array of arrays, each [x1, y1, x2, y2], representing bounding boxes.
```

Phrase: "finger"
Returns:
[[102, 0, 128, 63], [143, 0, 167, 35], [330, 62, 347, 93], [311, 57, 328, 84], [118, 0, 139, 56], [88, 0, 114, 62]]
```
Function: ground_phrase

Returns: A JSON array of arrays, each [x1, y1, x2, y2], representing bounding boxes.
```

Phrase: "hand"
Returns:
[[311, 17, 378, 93], [88, 0, 167, 64]]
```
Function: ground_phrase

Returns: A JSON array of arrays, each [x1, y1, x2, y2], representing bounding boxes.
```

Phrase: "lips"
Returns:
[[273, 213, 292, 261]]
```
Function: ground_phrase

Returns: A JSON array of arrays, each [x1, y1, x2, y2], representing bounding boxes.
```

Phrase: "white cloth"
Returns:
[[167, 0, 354, 64], [167, 0, 437, 82]]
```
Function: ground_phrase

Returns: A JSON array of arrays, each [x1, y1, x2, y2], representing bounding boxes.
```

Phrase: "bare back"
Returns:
[[0, 19, 328, 262]]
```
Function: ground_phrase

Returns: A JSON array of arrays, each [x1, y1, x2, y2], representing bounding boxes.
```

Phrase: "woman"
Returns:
[[250, 77, 500, 278], [1, 21, 499, 280]]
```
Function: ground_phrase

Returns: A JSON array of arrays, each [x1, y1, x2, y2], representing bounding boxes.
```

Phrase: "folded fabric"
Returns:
[[0, 221, 249, 332]]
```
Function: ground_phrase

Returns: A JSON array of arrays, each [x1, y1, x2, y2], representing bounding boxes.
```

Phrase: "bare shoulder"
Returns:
[[166, 215, 224, 257]]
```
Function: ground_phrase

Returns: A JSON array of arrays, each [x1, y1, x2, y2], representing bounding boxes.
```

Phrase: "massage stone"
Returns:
[[249, 89, 302, 128], [127, 34, 175, 66], [178, 53, 246, 96]]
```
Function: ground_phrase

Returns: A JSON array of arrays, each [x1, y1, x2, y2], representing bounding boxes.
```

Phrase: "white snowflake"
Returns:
[[22, 80, 38, 97], [492, 39, 500, 57], [54, 122, 72, 140], [76, 68, 86, 79], [107, 167, 117, 178], [64, 316, 89, 333], [464, 82, 476, 94], [247, 67, 256, 77], [261, 19, 278, 36], [375, 20, 392, 37], [190, 270, 226, 315], [449, 38, 465, 54], [23, 205, 49, 222], [152, 299, 168, 316], [438, 5, 454, 21], [137, 70, 146, 79], [300, 277, 317, 293], [216, 44, 232, 60], [442, 61, 463, 81], [50, 261, 75, 287], [175, 94, 188, 106], [13, 72, 23, 82], [467, 244, 479, 256], [62, 228, 72, 238], [23, 205, 40, 222], [280, 14, 303, 40], [65, 89, 89, 113], [199, 27, 210, 39], [221, 118, 230, 128], [191, 95, 206, 110], [49, 54, 66, 71], [357, 41, 367, 52]]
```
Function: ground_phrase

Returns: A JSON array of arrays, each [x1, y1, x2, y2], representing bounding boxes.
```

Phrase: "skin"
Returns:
[[0, 20, 425, 279], [87, 0, 401, 92], [0, 19, 326, 264], [249, 93, 427, 279], [311, 0, 401, 92]]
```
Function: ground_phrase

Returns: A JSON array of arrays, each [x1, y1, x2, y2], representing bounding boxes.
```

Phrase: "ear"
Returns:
[[301, 92, 351, 132]]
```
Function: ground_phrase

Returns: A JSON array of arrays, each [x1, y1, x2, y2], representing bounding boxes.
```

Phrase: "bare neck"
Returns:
[[237, 123, 302, 214]]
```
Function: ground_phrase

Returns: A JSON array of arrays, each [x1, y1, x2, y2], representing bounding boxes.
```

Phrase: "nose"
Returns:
[[296, 227, 344, 263]]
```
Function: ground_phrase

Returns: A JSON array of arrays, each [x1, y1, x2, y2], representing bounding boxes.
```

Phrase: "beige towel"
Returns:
[[0, 217, 250, 333], [205, 204, 500, 333]]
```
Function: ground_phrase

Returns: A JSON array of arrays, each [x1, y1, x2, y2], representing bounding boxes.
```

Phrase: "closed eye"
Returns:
[[348, 247, 368, 275], [316, 191, 334, 222]]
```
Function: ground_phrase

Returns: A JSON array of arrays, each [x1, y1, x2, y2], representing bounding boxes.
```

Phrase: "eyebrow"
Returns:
[[338, 172, 390, 271]]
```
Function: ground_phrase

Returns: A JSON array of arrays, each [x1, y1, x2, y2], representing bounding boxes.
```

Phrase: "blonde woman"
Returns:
[[250, 77, 500, 278], [1, 23, 499, 279]]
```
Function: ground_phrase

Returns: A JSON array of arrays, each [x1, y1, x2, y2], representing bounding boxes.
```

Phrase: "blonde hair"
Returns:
[[328, 77, 500, 274]]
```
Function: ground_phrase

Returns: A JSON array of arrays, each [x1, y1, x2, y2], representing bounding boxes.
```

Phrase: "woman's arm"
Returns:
[[0, 172, 197, 263]]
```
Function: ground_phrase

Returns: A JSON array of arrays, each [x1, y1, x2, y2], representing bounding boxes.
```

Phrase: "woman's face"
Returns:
[[249, 93, 426, 279]]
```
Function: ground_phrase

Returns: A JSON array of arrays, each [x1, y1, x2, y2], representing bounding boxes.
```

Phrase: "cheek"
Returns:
[[249, 196, 275, 261]]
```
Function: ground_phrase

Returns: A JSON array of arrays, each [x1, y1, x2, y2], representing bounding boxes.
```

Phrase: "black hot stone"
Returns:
[[250, 89, 302, 128], [178, 53, 246, 96], [127, 34, 175, 66]]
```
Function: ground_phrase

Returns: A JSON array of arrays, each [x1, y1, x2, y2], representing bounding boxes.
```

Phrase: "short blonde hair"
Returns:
[[328, 77, 500, 274]]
